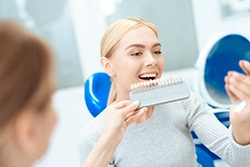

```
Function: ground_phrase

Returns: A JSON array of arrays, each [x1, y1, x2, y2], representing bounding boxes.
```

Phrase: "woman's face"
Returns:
[[109, 25, 165, 99]]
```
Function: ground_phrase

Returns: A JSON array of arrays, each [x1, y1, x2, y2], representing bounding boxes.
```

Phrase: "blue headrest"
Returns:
[[84, 72, 111, 117]]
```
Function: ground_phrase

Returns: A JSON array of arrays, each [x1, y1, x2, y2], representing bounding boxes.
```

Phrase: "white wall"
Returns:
[[69, 0, 106, 81], [191, 0, 250, 51]]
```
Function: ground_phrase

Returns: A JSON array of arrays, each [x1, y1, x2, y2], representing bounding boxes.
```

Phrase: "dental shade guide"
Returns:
[[129, 76, 190, 108]]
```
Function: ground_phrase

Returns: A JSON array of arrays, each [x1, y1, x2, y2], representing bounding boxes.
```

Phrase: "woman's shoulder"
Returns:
[[78, 112, 106, 163], [79, 111, 106, 141]]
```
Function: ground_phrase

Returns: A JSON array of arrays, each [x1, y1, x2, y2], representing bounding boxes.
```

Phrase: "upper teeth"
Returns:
[[140, 73, 156, 78], [130, 75, 183, 91]]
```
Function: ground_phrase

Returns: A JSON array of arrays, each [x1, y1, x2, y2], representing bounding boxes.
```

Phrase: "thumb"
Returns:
[[120, 100, 140, 117]]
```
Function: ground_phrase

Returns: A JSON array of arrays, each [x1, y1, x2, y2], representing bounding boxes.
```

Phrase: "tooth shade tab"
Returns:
[[130, 75, 183, 92]]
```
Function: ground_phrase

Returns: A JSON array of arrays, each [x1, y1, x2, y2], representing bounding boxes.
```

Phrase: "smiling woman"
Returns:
[[79, 17, 250, 167], [100, 18, 164, 104]]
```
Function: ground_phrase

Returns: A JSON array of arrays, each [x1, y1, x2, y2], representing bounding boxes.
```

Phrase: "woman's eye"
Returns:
[[154, 51, 162, 55], [131, 52, 142, 56]]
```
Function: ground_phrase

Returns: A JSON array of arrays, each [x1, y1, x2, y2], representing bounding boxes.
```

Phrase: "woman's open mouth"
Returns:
[[138, 73, 157, 80]]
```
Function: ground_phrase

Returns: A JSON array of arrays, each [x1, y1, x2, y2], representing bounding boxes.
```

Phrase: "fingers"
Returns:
[[239, 60, 250, 76], [230, 72, 250, 96], [113, 100, 131, 109], [110, 100, 149, 127], [226, 71, 250, 102], [225, 83, 238, 102], [125, 107, 148, 125], [114, 100, 140, 117], [225, 72, 238, 102]]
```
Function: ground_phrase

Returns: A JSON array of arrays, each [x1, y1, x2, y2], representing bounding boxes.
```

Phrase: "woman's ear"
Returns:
[[100, 57, 115, 77], [13, 108, 37, 154]]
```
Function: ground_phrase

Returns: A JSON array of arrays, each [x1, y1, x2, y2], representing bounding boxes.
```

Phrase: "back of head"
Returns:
[[100, 18, 158, 104], [0, 20, 54, 131]]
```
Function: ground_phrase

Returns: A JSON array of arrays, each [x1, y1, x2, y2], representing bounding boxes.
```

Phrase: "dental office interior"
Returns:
[[1, 0, 250, 166]]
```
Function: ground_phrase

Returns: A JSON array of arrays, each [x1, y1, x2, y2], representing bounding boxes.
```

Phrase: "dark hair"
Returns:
[[0, 20, 54, 128]]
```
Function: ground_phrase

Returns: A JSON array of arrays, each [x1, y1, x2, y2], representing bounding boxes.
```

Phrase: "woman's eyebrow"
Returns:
[[125, 44, 145, 50], [125, 43, 161, 50], [153, 43, 161, 47]]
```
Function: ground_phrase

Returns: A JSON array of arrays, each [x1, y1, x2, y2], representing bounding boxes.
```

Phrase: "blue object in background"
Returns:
[[196, 147, 215, 167], [84, 72, 111, 117], [205, 34, 250, 107], [195, 33, 250, 109]]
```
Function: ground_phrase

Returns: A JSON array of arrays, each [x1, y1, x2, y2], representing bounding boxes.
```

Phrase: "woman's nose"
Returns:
[[144, 53, 157, 67]]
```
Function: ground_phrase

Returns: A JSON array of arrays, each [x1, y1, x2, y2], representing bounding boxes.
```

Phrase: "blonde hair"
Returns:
[[100, 18, 158, 105]]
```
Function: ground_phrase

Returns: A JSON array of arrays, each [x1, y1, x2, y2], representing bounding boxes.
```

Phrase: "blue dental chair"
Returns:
[[84, 72, 111, 117], [84, 72, 215, 167]]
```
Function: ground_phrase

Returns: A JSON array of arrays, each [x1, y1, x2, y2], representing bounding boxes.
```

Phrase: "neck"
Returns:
[[115, 92, 130, 102], [0, 144, 33, 167], [137, 106, 154, 124]]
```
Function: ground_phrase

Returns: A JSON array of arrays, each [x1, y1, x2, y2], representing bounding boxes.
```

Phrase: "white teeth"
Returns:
[[130, 75, 183, 91], [140, 73, 157, 78]]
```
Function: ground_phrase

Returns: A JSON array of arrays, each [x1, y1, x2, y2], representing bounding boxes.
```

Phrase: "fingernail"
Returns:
[[224, 76, 228, 82], [243, 60, 250, 65], [132, 100, 140, 106], [229, 84, 235, 90], [227, 71, 233, 76], [231, 71, 240, 77]]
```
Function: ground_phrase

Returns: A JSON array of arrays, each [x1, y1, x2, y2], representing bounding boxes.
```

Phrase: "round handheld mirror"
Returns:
[[195, 33, 250, 108]]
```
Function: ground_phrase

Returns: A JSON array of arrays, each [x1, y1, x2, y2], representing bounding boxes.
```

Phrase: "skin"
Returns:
[[0, 75, 57, 167], [225, 60, 250, 145], [31, 95, 58, 159], [101, 25, 165, 121], [28, 71, 58, 162]]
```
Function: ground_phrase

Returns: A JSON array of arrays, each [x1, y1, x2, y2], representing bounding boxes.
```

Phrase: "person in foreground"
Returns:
[[0, 20, 147, 167], [0, 20, 58, 167], [79, 17, 250, 167]]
